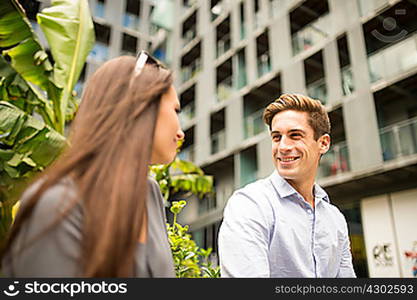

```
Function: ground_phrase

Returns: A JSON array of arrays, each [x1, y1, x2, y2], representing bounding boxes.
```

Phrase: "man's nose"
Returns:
[[279, 135, 293, 152]]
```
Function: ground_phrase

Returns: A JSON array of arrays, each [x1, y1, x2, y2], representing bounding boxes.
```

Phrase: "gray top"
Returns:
[[2, 177, 175, 277]]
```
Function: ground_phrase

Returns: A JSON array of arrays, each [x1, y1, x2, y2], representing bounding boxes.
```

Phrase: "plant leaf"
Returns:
[[37, 0, 95, 132]]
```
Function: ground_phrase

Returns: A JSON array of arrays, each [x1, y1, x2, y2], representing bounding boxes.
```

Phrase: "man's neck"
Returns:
[[286, 177, 315, 208]]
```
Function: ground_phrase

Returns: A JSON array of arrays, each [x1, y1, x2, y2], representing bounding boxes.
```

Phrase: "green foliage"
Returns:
[[167, 201, 220, 278], [0, 0, 94, 247], [150, 151, 220, 278]]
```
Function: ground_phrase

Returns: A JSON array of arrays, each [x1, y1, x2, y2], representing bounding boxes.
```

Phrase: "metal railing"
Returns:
[[292, 13, 330, 56], [94, 2, 105, 19], [380, 117, 417, 161], [178, 145, 195, 162], [318, 141, 350, 178], [181, 57, 201, 83], [88, 42, 109, 62], [217, 34, 231, 58], [122, 13, 140, 31], [216, 76, 234, 102], [342, 65, 354, 96], [368, 33, 417, 84], [211, 130, 226, 154], [179, 102, 195, 125], [307, 78, 327, 104], [182, 26, 197, 47], [245, 109, 267, 138], [257, 52, 271, 78]]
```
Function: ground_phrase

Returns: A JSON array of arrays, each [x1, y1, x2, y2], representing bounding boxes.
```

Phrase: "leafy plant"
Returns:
[[0, 0, 94, 247], [150, 152, 220, 278], [167, 200, 220, 278]]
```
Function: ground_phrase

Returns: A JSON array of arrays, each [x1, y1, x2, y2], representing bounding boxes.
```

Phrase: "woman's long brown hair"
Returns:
[[2, 56, 173, 277]]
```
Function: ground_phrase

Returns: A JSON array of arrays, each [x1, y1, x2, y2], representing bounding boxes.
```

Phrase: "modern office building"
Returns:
[[20, 0, 173, 96], [172, 0, 417, 278]]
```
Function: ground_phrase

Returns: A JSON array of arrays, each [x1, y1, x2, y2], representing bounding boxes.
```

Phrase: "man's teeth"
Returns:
[[281, 157, 298, 162]]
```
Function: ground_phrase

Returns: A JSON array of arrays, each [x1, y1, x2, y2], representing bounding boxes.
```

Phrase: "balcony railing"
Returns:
[[292, 14, 330, 56], [123, 13, 140, 31], [318, 141, 350, 178], [380, 117, 417, 161], [257, 53, 271, 78], [342, 65, 354, 96], [211, 129, 226, 154], [94, 1, 105, 19], [182, 26, 197, 47], [178, 145, 195, 162], [368, 33, 417, 84], [307, 78, 327, 104], [254, 11, 263, 29], [270, 0, 281, 19], [217, 34, 231, 58], [181, 58, 201, 83], [89, 42, 109, 62], [240, 23, 246, 40], [179, 102, 195, 125], [216, 76, 234, 102], [245, 109, 267, 138], [357, 0, 389, 17]]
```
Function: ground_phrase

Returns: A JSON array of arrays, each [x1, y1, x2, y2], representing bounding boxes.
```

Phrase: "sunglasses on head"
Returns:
[[134, 50, 166, 75]]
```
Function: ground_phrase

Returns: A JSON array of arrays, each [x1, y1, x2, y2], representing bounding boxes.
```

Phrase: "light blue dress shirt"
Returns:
[[218, 171, 356, 278]]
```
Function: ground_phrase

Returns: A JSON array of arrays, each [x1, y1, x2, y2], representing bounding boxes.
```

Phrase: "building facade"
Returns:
[[171, 0, 417, 278]]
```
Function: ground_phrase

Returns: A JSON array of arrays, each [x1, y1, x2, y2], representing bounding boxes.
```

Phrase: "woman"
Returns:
[[1, 51, 184, 277]]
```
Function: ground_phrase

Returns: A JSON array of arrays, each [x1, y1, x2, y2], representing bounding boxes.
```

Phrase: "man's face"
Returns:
[[270, 110, 330, 183]]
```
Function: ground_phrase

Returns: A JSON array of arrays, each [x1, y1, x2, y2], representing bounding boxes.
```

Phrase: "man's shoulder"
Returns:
[[235, 176, 273, 197]]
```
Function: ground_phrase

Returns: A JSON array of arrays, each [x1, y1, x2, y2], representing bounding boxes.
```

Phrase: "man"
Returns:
[[218, 93, 356, 277]]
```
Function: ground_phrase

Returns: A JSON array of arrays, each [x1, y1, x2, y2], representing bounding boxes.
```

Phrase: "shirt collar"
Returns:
[[269, 170, 330, 203]]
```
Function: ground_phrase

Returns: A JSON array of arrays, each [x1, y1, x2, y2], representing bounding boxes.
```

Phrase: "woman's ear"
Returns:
[[318, 134, 331, 155]]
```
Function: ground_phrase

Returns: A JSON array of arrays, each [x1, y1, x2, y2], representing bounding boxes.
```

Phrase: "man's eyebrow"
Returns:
[[271, 129, 306, 135]]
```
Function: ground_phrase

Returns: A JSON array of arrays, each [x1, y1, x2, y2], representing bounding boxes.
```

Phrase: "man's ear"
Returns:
[[318, 134, 331, 155]]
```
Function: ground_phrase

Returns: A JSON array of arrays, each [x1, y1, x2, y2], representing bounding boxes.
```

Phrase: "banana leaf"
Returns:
[[0, 0, 60, 98], [0, 55, 55, 127], [37, 0, 95, 133], [0, 101, 67, 177]]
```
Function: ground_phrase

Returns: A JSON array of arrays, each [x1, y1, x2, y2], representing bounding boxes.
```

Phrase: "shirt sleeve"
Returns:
[[218, 190, 271, 277], [336, 219, 357, 278]]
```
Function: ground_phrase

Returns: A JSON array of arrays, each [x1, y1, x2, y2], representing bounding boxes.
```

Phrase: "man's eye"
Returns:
[[175, 108, 181, 114], [272, 135, 281, 141], [291, 133, 302, 138]]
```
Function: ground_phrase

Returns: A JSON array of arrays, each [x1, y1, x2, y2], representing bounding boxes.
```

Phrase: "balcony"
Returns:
[[307, 78, 327, 104], [368, 33, 417, 84], [183, 26, 197, 47], [240, 24, 246, 40], [181, 58, 201, 83], [123, 13, 140, 31], [342, 65, 354, 96], [217, 34, 231, 58], [216, 76, 234, 103], [211, 130, 226, 154], [178, 145, 195, 162], [254, 11, 263, 30], [257, 53, 272, 78], [380, 117, 417, 161], [89, 42, 109, 62], [318, 141, 350, 178], [179, 102, 195, 126], [292, 14, 330, 56], [245, 109, 267, 139], [94, 1, 105, 19], [357, 0, 389, 17], [270, 0, 281, 19]]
